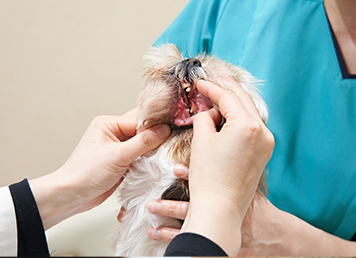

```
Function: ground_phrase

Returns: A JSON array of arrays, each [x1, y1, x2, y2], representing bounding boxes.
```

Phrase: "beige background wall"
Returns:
[[0, 1, 189, 255], [0, 0, 189, 187]]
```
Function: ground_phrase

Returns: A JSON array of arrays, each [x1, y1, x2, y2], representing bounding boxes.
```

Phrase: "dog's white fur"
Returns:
[[113, 44, 268, 256]]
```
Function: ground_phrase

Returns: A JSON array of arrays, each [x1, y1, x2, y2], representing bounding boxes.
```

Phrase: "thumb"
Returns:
[[193, 108, 221, 136], [121, 124, 171, 164]]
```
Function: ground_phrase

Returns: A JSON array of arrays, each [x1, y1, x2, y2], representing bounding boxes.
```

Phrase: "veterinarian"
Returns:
[[147, 0, 356, 256], [0, 78, 273, 256]]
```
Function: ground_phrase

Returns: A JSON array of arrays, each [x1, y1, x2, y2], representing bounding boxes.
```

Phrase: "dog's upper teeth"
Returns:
[[184, 86, 191, 93], [190, 106, 196, 114], [182, 83, 190, 89]]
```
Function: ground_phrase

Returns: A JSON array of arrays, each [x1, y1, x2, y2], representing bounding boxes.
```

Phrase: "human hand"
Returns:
[[148, 185, 315, 256], [122, 78, 275, 255], [146, 169, 277, 254], [239, 190, 356, 256], [146, 164, 189, 243], [148, 167, 356, 257], [29, 109, 171, 230], [179, 79, 274, 256]]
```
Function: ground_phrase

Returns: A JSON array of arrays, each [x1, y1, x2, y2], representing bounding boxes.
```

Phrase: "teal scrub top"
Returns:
[[155, 0, 356, 240]]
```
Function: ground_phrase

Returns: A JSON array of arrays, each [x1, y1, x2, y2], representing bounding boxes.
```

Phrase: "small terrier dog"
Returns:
[[113, 44, 268, 256]]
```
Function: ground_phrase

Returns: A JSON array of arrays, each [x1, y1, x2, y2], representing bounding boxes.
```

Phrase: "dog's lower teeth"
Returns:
[[190, 106, 196, 114]]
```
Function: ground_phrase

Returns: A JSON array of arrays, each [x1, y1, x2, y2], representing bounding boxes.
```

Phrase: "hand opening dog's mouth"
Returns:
[[172, 80, 213, 127]]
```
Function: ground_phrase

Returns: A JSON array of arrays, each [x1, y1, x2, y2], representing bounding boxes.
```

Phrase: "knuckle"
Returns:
[[241, 119, 262, 140], [178, 202, 189, 219], [168, 230, 178, 242], [259, 127, 275, 156], [167, 203, 177, 217], [90, 115, 111, 127], [92, 115, 107, 123], [266, 131, 275, 150], [139, 131, 154, 149]]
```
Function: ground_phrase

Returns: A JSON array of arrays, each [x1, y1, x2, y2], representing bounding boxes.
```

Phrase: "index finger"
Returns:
[[102, 115, 138, 141], [148, 200, 189, 220], [196, 80, 252, 122]]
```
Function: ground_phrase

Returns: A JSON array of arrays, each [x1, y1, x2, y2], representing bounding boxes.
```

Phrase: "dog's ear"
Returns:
[[161, 178, 189, 202]]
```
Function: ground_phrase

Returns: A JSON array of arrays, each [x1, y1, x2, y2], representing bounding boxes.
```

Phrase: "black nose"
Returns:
[[182, 58, 202, 70], [176, 58, 202, 82]]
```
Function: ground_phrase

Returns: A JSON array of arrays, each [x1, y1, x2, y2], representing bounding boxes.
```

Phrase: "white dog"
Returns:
[[113, 44, 268, 256]]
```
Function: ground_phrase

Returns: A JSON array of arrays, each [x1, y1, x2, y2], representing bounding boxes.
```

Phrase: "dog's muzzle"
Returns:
[[171, 58, 213, 128]]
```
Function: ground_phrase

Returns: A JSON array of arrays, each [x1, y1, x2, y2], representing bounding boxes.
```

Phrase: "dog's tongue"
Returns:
[[172, 91, 213, 127]]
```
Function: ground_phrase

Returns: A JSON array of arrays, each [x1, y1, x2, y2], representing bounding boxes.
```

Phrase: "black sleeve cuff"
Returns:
[[9, 179, 50, 257], [164, 232, 228, 257], [351, 231, 356, 241]]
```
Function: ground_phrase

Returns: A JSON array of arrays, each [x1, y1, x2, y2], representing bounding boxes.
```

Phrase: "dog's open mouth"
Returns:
[[172, 80, 213, 127]]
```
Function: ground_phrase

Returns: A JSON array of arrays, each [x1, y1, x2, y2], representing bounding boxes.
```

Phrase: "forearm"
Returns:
[[289, 212, 356, 256], [28, 168, 84, 231]]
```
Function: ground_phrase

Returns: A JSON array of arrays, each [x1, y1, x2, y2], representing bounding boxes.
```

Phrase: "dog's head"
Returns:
[[136, 44, 269, 201], [137, 44, 268, 133]]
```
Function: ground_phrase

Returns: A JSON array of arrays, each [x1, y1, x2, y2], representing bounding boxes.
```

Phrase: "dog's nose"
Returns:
[[182, 58, 202, 70], [176, 58, 203, 82]]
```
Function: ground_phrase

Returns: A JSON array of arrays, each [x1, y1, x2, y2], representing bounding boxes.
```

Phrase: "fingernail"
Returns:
[[117, 212, 123, 223], [117, 207, 126, 223], [148, 200, 161, 214], [148, 227, 161, 240], [173, 164, 188, 177], [155, 125, 171, 139]]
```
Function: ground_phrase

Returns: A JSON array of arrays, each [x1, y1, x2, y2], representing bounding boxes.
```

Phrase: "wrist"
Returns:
[[29, 168, 84, 230], [181, 196, 244, 256]]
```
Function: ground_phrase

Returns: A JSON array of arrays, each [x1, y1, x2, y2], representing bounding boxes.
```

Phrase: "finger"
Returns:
[[148, 227, 180, 243], [120, 124, 171, 164], [148, 200, 189, 220], [193, 108, 222, 135], [87, 116, 138, 143], [117, 207, 126, 222], [173, 164, 189, 180], [102, 116, 139, 141], [196, 80, 256, 122]]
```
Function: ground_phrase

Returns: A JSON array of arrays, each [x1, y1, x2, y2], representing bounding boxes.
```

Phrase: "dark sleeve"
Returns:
[[9, 179, 50, 257], [164, 232, 228, 257], [351, 232, 356, 241]]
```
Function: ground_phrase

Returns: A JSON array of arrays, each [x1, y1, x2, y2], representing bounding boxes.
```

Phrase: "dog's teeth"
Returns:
[[182, 83, 190, 89], [190, 106, 196, 114], [185, 87, 191, 93]]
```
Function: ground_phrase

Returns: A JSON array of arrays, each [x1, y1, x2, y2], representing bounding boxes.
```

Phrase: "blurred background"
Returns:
[[0, 0, 189, 255]]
